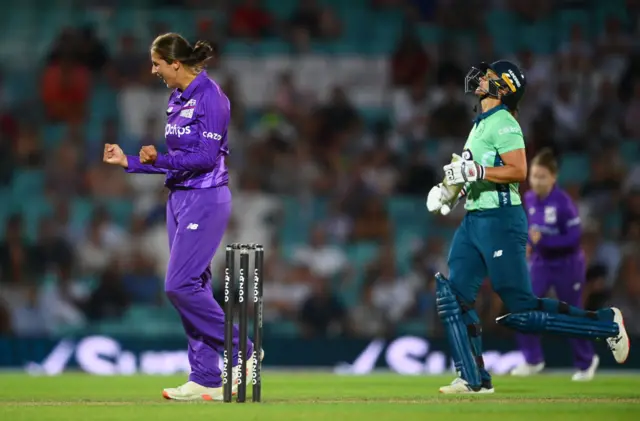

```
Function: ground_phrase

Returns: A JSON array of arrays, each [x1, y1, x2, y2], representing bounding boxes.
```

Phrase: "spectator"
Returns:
[[312, 87, 361, 160], [38, 262, 89, 333], [397, 145, 438, 195], [349, 279, 391, 338], [46, 28, 80, 64], [121, 249, 163, 305], [107, 34, 148, 88], [293, 225, 350, 279], [596, 17, 633, 77], [0, 130, 13, 186], [31, 217, 74, 277], [263, 263, 313, 322], [13, 124, 44, 168], [221, 76, 247, 131], [550, 81, 583, 144], [390, 30, 430, 88], [586, 79, 625, 140], [299, 278, 347, 337], [75, 26, 109, 73], [229, 0, 274, 39], [41, 52, 91, 124], [45, 138, 85, 200], [0, 298, 11, 334], [289, 0, 341, 40], [84, 158, 132, 199], [0, 215, 37, 285], [560, 24, 593, 63], [392, 77, 430, 144], [364, 244, 416, 323], [9, 282, 51, 336], [77, 208, 126, 277], [321, 199, 353, 244], [608, 247, 640, 334], [429, 79, 471, 139], [351, 197, 392, 243], [623, 78, 640, 139], [84, 265, 129, 321], [360, 147, 401, 196]]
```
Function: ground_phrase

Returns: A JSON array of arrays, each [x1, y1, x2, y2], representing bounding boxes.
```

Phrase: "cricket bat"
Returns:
[[440, 153, 465, 215]]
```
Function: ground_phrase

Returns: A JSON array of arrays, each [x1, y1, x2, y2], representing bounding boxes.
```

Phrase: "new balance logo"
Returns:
[[186, 223, 199, 230], [493, 250, 503, 258]]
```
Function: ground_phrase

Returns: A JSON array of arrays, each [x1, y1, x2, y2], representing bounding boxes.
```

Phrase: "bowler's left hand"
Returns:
[[140, 145, 158, 164], [443, 159, 485, 185]]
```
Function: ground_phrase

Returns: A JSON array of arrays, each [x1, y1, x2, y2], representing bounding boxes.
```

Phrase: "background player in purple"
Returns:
[[511, 148, 599, 381], [102, 33, 262, 401]]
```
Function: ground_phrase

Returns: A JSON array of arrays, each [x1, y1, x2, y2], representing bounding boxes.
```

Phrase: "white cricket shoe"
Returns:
[[439, 376, 495, 394], [510, 361, 545, 376], [607, 307, 630, 364], [162, 381, 222, 401], [572, 355, 599, 382], [232, 349, 265, 394]]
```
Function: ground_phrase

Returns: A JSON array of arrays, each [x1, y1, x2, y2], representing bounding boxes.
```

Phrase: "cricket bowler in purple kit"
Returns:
[[511, 148, 599, 381], [103, 33, 260, 401]]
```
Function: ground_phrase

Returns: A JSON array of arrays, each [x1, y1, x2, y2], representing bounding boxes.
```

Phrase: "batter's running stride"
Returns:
[[426, 60, 630, 394]]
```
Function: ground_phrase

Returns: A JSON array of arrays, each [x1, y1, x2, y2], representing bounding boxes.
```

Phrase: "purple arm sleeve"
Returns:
[[536, 223, 581, 249], [152, 101, 224, 172], [124, 155, 169, 174], [153, 139, 216, 172]]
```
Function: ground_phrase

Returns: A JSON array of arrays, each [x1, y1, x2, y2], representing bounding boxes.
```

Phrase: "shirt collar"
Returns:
[[473, 104, 507, 126], [178, 71, 207, 101], [536, 184, 559, 205]]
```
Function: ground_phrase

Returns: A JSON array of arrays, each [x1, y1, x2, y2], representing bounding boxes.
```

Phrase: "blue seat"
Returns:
[[266, 320, 299, 337], [556, 10, 592, 42], [620, 140, 639, 166], [222, 40, 259, 57], [359, 107, 389, 128], [104, 199, 134, 228], [518, 19, 556, 54], [42, 123, 68, 150], [345, 242, 380, 268], [388, 196, 429, 227], [19, 196, 54, 242], [417, 25, 443, 45], [263, 0, 298, 19], [257, 39, 292, 55], [71, 198, 95, 227], [558, 153, 590, 185], [10, 169, 45, 198]]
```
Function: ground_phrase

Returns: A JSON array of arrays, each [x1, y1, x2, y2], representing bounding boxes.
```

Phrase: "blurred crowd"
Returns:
[[0, 0, 639, 339]]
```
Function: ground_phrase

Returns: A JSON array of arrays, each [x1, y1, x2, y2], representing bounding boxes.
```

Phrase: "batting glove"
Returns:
[[443, 159, 485, 186], [426, 183, 445, 213], [426, 184, 467, 215]]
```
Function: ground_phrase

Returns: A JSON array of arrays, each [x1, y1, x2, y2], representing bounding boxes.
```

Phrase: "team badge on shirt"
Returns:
[[544, 206, 557, 224], [180, 108, 194, 118], [180, 99, 197, 118]]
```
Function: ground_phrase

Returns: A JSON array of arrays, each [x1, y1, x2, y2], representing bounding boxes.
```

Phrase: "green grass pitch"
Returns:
[[0, 372, 639, 420]]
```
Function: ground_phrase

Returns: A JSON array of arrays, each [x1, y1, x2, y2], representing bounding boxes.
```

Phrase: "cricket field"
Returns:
[[0, 372, 638, 420]]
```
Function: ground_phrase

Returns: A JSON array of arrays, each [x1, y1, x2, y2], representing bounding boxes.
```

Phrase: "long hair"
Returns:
[[151, 33, 217, 73]]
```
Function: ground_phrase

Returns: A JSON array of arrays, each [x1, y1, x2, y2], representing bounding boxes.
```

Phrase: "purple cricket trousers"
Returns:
[[165, 186, 253, 387], [517, 252, 595, 370]]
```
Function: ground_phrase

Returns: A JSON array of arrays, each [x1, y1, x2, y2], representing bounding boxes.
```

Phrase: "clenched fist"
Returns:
[[103, 144, 128, 167], [139, 145, 158, 164]]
